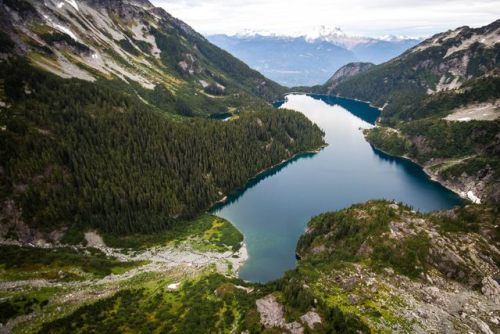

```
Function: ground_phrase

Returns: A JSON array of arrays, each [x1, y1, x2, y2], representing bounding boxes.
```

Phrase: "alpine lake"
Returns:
[[212, 94, 462, 283]]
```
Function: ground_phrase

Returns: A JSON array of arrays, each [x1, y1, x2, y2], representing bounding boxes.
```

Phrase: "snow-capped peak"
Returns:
[[305, 26, 347, 41], [234, 29, 265, 37], [229, 26, 421, 49], [378, 34, 414, 42], [304, 26, 372, 49], [233, 29, 283, 38]]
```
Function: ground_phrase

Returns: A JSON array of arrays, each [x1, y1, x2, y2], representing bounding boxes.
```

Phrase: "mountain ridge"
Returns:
[[227, 26, 420, 49], [1, 0, 286, 107], [208, 31, 420, 86], [323, 62, 375, 91]]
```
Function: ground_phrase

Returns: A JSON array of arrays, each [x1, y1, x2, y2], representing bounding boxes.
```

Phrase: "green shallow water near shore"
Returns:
[[212, 94, 462, 283]]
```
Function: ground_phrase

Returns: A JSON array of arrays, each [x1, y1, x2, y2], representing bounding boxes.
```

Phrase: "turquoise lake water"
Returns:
[[212, 94, 462, 283]]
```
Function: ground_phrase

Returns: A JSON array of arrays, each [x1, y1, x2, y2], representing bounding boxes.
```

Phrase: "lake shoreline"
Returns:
[[321, 90, 469, 204], [367, 141, 469, 204], [208, 145, 326, 278], [210, 144, 327, 209], [311, 92, 464, 202], [211, 94, 462, 282]]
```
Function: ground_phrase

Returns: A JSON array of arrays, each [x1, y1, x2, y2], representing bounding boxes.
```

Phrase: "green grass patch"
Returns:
[[29, 24, 55, 35], [103, 214, 243, 252], [0, 245, 142, 281]]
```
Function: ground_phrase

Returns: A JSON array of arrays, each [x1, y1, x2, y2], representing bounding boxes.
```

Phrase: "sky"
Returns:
[[150, 0, 500, 38]]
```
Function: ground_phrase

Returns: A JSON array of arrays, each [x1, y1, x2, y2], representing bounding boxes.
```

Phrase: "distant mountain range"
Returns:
[[208, 27, 421, 86]]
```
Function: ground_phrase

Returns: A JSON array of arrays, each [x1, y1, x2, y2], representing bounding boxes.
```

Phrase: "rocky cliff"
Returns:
[[296, 201, 500, 333], [323, 62, 374, 92]]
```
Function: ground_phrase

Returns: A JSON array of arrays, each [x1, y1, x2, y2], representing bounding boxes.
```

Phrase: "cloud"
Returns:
[[151, 0, 500, 37]]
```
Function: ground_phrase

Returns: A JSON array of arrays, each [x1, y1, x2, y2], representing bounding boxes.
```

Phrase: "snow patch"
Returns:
[[467, 191, 481, 204], [41, 10, 79, 41], [167, 282, 180, 290], [54, 23, 78, 41], [57, 0, 79, 11], [305, 26, 372, 49], [64, 0, 79, 11]]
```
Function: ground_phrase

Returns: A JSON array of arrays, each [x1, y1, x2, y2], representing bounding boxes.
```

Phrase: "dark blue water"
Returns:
[[212, 94, 462, 283]]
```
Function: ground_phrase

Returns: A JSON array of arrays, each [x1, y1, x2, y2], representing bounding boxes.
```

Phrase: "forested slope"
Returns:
[[0, 0, 326, 240], [0, 59, 323, 239]]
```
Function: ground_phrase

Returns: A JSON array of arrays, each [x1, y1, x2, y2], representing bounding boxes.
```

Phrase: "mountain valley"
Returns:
[[0, 1, 498, 333], [208, 27, 420, 86]]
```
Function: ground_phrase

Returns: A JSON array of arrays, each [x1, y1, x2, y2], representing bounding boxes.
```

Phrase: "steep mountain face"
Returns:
[[0, 0, 325, 241], [326, 20, 500, 123], [324, 62, 374, 92], [208, 29, 419, 87], [0, 0, 285, 107], [324, 20, 500, 204]]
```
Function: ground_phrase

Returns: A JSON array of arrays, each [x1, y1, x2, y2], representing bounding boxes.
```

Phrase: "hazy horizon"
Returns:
[[151, 0, 500, 38]]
